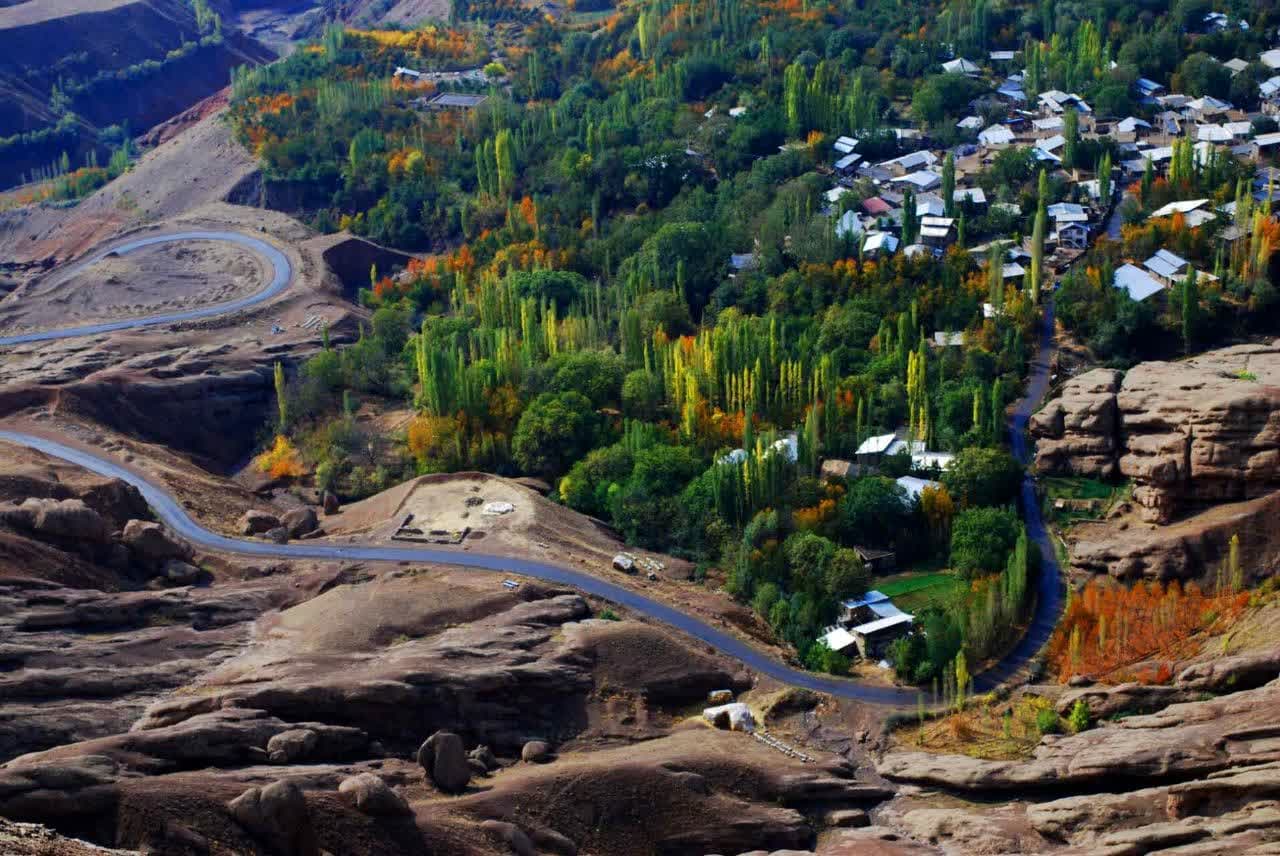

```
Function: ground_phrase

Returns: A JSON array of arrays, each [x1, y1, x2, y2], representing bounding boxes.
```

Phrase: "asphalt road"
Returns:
[[0, 232, 1064, 705], [0, 231, 292, 347]]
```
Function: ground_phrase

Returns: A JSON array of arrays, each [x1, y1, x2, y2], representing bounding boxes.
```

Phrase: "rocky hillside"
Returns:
[[0, 439, 906, 856], [875, 661, 1280, 854], [1032, 341, 1280, 582], [0, 0, 272, 188]]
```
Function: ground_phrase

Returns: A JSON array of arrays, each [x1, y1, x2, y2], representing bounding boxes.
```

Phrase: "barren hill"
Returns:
[[0, 0, 273, 188]]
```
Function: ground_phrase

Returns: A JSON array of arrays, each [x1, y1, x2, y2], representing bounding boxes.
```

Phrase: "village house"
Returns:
[[823, 591, 914, 660], [1114, 263, 1166, 302], [953, 186, 987, 211], [878, 150, 938, 176], [978, 124, 1016, 147], [1143, 248, 1188, 284], [919, 215, 956, 248], [942, 57, 981, 75], [1185, 96, 1233, 123], [893, 170, 942, 192], [1055, 221, 1089, 250], [1114, 116, 1153, 141], [1252, 132, 1280, 159], [833, 152, 862, 178], [861, 231, 899, 258]]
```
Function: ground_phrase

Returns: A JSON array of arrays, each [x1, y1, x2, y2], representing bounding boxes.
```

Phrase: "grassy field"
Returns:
[[875, 569, 965, 613]]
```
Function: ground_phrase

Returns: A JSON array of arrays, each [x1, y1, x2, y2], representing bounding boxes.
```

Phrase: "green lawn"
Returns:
[[875, 570, 965, 613]]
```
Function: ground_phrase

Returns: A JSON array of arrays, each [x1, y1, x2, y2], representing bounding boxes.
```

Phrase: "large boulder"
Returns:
[[281, 507, 318, 539], [521, 740, 552, 763], [122, 520, 192, 564], [337, 773, 410, 816], [238, 510, 280, 536], [227, 779, 319, 856], [161, 560, 201, 587], [266, 729, 318, 764], [417, 731, 470, 794], [19, 498, 110, 543]]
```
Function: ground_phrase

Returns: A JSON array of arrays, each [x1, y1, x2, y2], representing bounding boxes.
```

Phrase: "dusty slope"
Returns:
[[0, 107, 260, 268]]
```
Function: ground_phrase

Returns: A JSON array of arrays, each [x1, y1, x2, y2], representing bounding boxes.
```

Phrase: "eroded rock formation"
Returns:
[[1033, 343, 1280, 524]]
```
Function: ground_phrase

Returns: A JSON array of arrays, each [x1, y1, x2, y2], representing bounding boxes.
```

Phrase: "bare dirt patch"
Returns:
[[0, 240, 267, 336]]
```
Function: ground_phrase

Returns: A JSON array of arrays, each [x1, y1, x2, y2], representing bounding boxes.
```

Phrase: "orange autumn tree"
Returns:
[[255, 435, 306, 479], [1047, 579, 1249, 684]]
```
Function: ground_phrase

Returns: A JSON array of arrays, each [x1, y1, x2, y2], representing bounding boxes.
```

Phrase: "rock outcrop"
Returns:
[[1031, 368, 1123, 478], [1033, 343, 1280, 524], [878, 679, 1280, 792]]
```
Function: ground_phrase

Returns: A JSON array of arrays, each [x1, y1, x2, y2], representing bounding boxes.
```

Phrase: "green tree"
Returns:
[[273, 361, 288, 433], [560, 444, 633, 517], [942, 153, 956, 217], [836, 477, 912, 549], [621, 370, 663, 418], [512, 391, 599, 478], [495, 128, 516, 197], [1181, 265, 1199, 355], [950, 506, 1020, 576], [941, 447, 1022, 507], [1067, 698, 1091, 733], [1062, 108, 1078, 171], [826, 547, 869, 601]]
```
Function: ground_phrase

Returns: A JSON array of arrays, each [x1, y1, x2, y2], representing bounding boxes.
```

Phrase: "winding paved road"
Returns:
[[0, 231, 292, 347], [0, 231, 1064, 705]]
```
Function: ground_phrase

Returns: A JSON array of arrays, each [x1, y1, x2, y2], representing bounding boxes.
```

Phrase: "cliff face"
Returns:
[[1032, 343, 1280, 524]]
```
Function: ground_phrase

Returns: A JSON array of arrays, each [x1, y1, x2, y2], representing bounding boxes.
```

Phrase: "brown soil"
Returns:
[[0, 240, 268, 337]]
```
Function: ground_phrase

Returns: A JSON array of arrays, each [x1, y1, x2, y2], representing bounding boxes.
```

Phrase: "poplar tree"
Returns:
[[942, 153, 956, 217], [1096, 151, 1111, 204], [273, 361, 288, 433], [1062, 107, 1079, 171], [1181, 265, 1199, 355]]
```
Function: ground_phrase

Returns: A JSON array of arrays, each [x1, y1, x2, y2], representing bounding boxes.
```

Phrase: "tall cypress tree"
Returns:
[[942, 153, 956, 217], [1181, 266, 1199, 356]]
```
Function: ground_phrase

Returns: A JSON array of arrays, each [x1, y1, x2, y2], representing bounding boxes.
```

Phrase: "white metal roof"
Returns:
[[853, 613, 915, 636], [979, 125, 1016, 145], [1144, 249, 1188, 279], [1149, 198, 1209, 218], [862, 232, 899, 254], [897, 475, 941, 500], [1114, 263, 1166, 301], [855, 433, 897, 455], [942, 58, 980, 74], [821, 627, 858, 652]]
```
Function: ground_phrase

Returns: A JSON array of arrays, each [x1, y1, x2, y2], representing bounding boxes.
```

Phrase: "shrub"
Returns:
[[1068, 699, 1091, 733], [1035, 708, 1060, 735], [255, 435, 306, 479]]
